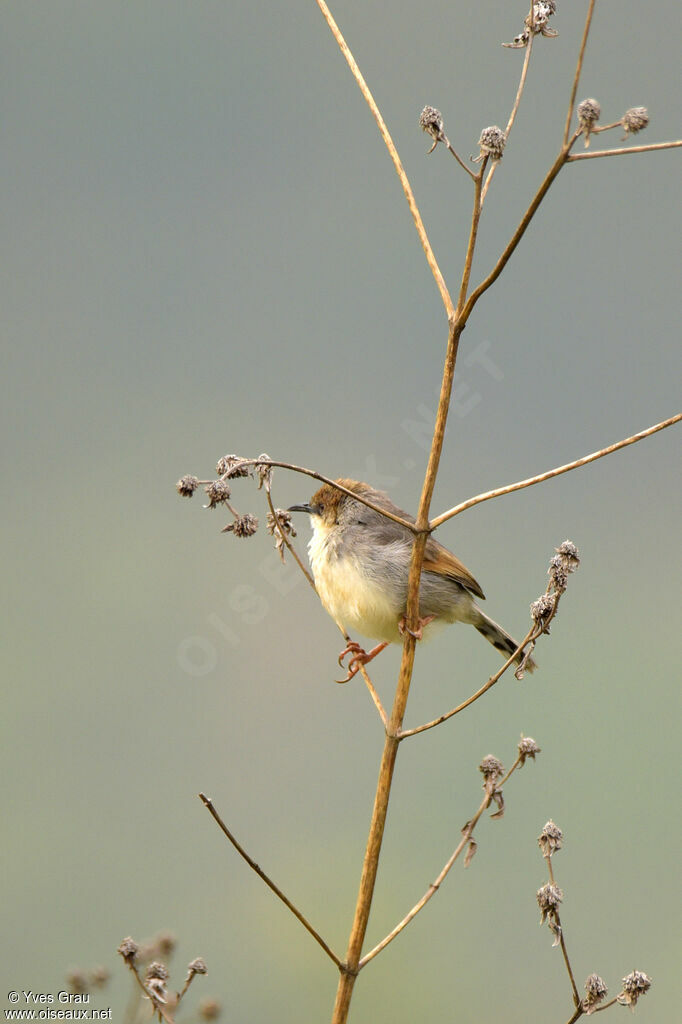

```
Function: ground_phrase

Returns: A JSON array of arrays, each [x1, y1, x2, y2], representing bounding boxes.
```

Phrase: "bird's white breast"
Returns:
[[307, 522, 403, 643]]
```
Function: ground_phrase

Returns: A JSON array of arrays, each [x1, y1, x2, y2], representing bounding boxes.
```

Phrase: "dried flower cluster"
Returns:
[[479, 754, 505, 817], [116, 933, 218, 1023], [538, 819, 563, 858], [267, 509, 297, 562], [621, 106, 649, 137], [419, 105, 446, 153], [618, 970, 652, 1009], [517, 735, 541, 766], [582, 973, 608, 1014], [537, 881, 563, 945], [476, 126, 506, 162], [577, 97, 601, 147], [504, 1, 558, 48]]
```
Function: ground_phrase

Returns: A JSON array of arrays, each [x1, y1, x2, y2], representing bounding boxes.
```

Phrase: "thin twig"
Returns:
[[457, 162, 486, 312], [314, 0, 454, 317], [399, 627, 535, 739], [460, 137, 576, 325], [207, 458, 421, 532], [431, 413, 682, 528], [444, 137, 478, 181], [563, 0, 597, 145], [122, 961, 176, 1024], [360, 753, 527, 966], [557, 913, 581, 1008], [358, 792, 489, 967], [265, 490, 316, 590], [481, 18, 535, 205], [567, 139, 682, 160], [199, 793, 343, 969]]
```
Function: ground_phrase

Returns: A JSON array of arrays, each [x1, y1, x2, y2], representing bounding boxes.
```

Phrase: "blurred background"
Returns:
[[2, 2, 680, 1022]]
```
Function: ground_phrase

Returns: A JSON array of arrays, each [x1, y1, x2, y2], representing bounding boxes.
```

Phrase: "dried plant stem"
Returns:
[[121, 960, 176, 1024], [563, 0, 597, 145], [481, 20, 535, 205], [461, 140, 575, 324], [399, 626, 536, 739], [198, 793, 343, 969], [208, 459, 419, 532], [314, 0, 454, 316], [360, 753, 526, 966], [445, 138, 478, 180], [457, 163, 486, 311], [359, 793, 489, 966], [266, 491, 316, 590], [557, 915, 581, 1008], [431, 413, 682, 528], [332, 260, 470, 1022], [567, 139, 682, 160]]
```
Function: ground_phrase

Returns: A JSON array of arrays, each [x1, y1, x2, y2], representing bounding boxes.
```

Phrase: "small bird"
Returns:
[[289, 479, 535, 681]]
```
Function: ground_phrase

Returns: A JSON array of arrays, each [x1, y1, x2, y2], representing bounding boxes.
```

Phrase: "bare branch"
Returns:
[[567, 139, 682, 161], [399, 627, 535, 739], [563, 0, 597, 145], [431, 414, 682, 528], [199, 793, 343, 969], [315, 0, 454, 317], [481, 19, 535, 205]]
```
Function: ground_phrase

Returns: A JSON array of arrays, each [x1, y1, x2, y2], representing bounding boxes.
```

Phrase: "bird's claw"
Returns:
[[398, 614, 436, 641], [335, 641, 389, 683]]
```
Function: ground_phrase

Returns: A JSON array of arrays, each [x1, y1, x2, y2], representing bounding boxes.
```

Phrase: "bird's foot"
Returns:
[[398, 614, 436, 641], [336, 641, 389, 683]]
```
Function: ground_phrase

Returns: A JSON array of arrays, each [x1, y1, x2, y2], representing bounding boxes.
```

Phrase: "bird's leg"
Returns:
[[337, 640, 389, 683], [398, 614, 436, 641]]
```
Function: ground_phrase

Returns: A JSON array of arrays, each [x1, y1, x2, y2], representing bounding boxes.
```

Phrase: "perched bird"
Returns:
[[289, 479, 535, 681]]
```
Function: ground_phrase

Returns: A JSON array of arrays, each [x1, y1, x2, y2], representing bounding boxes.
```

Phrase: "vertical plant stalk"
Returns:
[[314, 0, 454, 317], [331, 168, 484, 1020]]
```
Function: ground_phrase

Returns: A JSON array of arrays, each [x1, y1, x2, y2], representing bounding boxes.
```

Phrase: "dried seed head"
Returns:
[[223, 513, 259, 538], [216, 454, 250, 478], [419, 105, 445, 143], [203, 480, 232, 508], [145, 978, 168, 1003], [477, 126, 506, 161], [518, 736, 541, 765], [536, 882, 563, 919], [555, 540, 580, 571], [254, 454, 273, 491], [618, 970, 651, 1009], [531, 593, 555, 627], [583, 974, 608, 1013], [90, 967, 110, 988], [548, 554, 568, 593], [577, 98, 601, 129], [621, 107, 649, 136], [145, 962, 169, 982], [199, 998, 222, 1021], [188, 958, 208, 976], [117, 937, 139, 963], [479, 754, 504, 783], [267, 509, 297, 562], [538, 820, 563, 857], [66, 969, 88, 994], [177, 475, 200, 498]]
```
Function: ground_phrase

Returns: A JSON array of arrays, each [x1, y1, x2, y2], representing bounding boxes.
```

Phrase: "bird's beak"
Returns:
[[288, 502, 317, 515]]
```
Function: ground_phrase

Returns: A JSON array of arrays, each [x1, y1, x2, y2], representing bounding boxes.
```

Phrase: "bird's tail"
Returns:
[[470, 606, 536, 674]]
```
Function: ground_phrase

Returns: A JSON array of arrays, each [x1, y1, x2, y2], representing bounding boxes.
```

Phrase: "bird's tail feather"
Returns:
[[471, 607, 536, 674]]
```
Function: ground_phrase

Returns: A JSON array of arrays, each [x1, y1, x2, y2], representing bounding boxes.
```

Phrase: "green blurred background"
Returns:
[[2, 2, 680, 1021]]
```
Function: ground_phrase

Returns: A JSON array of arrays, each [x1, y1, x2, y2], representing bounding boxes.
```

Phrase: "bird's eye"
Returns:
[[318, 504, 324, 513]]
